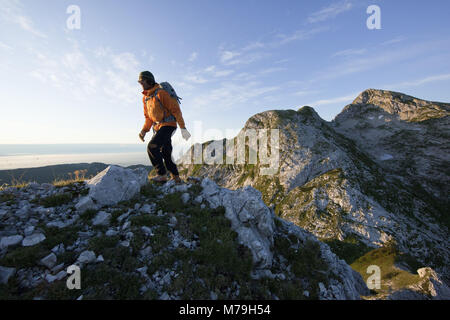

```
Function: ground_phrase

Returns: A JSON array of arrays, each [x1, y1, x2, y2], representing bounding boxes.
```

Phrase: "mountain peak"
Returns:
[[244, 106, 324, 131], [337, 89, 450, 122]]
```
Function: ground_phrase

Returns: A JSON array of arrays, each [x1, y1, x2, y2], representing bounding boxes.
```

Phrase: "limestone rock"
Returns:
[[77, 250, 96, 264], [22, 233, 46, 247], [86, 165, 148, 206], [92, 211, 111, 226], [40, 253, 57, 269], [0, 235, 23, 249], [0, 266, 16, 284]]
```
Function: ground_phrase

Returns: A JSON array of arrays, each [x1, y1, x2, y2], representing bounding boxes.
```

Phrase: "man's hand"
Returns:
[[181, 128, 191, 141], [139, 130, 146, 142]]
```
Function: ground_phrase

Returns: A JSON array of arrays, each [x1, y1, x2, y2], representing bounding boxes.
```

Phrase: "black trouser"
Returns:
[[147, 125, 179, 176]]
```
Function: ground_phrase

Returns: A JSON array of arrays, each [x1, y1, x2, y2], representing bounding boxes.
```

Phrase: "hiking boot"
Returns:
[[151, 175, 168, 183], [171, 174, 183, 184]]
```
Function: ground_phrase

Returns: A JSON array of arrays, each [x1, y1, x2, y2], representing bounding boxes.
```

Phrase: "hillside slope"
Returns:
[[176, 89, 450, 288]]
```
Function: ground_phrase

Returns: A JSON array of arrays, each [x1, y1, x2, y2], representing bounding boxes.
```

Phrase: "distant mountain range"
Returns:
[[0, 163, 152, 186]]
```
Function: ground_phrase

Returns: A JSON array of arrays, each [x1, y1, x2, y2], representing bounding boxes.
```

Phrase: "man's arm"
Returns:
[[141, 99, 153, 133], [159, 90, 186, 129]]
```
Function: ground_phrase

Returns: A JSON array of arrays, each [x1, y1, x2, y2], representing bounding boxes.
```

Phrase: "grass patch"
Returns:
[[157, 192, 187, 213], [324, 236, 373, 264], [130, 214, 167, 227], [350, 240, 422, 297], [39, 193, 73, 208], [0, 192, 16, 204], [79, 209, 98, 223], [88, 235, 120, 253], [140, 183, 160, 199]]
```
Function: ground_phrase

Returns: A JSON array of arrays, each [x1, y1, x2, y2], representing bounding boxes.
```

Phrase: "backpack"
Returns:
[[151, 82, 182, 123]]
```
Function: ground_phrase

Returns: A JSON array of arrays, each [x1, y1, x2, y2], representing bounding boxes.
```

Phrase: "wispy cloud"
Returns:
[[307, 92, 359, 107], [309, 41, 439, 83], [274, 58, 290, 64], [219, 48, 268, 66], [0, 0, 47, 38], [331, 48, 367, 58], [111, 52, 139, 72], [382, 36, 407, 46], [259, 67, 287, 75], [28, 40, 144, 104], [307, 0, 353, 24], [0, 41, 13, 51], [383, 73, 450, 89], [293, 90, 320, 97], [184, 74, 209, 84], [217, 26, 327, 67], [191, 81, 281, 111], [274, 27, 329, 45], [188, 52, 198, 62]]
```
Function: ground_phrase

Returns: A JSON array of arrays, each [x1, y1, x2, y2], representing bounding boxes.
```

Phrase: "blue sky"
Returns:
[[1, 0, 450, 160]]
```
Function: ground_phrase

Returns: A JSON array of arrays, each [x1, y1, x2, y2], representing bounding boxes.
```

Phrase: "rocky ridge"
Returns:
[[0, 165, 372, 300], [176, 89, 450, 294]]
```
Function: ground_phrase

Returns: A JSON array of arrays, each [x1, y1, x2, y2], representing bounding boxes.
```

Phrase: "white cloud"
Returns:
[[274, 58, 290, 64], [191, 81, 281, 111], [184, 74, 209, 84], [259, 67, 286, 75], [275, 27, 329, 45], [0, 41, 13, 51], [28, 40, 145, 103], [188, 52, 198, 62], [309, 42, 435, 83], [112, 52, 139, 72], [93, 46, 112, 58], [0, 0, 47, 38], [382, 36, 407, 46], [213, 69, 234, 77], [103, 70, 137, 104], [220, 50, 241, 63], [293, 90, 320, 97], [307, 0, 353, 24], [332, 48, 367, 58], [307, 92, 359, 107], [383, 73, 450, 89]]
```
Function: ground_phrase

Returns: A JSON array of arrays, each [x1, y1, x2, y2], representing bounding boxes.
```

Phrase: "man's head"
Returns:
[[138, 71, 155, 90]]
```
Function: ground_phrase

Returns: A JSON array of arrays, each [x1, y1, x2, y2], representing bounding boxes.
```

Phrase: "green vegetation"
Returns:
[[350, 240, 424, 298], [79, 208, 98, 223], [273, 234, 329, 299], [39, 193, 74, 208], [130, 214, 167, 228], [157, 192, 188, 213], [0, 225, 81, 269], [0, 192, 15, 204], [324, 236, 373, 265]]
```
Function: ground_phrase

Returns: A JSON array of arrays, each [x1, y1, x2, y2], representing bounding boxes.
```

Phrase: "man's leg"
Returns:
[[161, 127, 180, 177], [147, 129, 168, 176]]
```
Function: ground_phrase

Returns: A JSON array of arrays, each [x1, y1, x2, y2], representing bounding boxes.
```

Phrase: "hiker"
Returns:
[[138, 71, 191, 184]]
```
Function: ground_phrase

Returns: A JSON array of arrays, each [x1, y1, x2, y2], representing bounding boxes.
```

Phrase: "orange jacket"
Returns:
[[141, 83, 186, 133]]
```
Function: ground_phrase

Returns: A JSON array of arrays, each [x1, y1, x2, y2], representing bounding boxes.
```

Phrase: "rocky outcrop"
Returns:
[[76, 165, 149, 212], [158, 177, 368, 299], [332, 89, 450, 214]]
